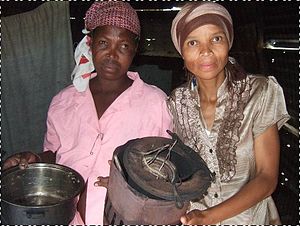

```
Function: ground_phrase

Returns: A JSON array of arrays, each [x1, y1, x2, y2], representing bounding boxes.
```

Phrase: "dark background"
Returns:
[[1, 1, 299, 224]]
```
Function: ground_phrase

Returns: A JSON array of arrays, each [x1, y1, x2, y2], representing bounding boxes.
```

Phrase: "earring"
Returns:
[[191, 76, 197, 91]]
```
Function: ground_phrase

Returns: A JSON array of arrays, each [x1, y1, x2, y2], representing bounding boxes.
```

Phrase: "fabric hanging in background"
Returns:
[[2, 2, 74, 159]]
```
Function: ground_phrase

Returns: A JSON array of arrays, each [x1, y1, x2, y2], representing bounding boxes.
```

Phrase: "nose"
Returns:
[[199, 45, 213, 57], [106, 45, 118, 60]]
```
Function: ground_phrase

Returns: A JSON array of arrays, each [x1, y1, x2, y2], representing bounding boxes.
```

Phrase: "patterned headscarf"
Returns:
[[71, 1, 140, 92], [171, 2, 233, 55], [85, 1, 140, 36]]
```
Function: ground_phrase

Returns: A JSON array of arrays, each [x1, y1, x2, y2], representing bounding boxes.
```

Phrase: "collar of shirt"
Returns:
[[80, 71, 144, 108]]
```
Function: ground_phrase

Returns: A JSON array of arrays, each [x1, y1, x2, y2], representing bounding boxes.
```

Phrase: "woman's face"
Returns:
[[91, 25, 138, 80], [182, 24, 229, 81]]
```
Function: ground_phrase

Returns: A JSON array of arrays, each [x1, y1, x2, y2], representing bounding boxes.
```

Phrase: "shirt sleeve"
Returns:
[[252, 76, 290, 138], [159, 98, 174, 138], [43, 99, 61, 153]]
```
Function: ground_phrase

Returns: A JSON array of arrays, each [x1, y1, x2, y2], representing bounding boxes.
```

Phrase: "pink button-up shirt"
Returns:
[[43, 72, 173, 224]]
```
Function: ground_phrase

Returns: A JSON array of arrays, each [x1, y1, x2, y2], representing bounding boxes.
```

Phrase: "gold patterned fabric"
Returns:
[[167, 73, 290, 224]]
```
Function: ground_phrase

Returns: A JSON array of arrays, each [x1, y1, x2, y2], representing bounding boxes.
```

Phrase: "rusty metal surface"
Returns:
[[121, 136, 213, 201], [105, 161, 187, 224], [104, 135, 213, 224]]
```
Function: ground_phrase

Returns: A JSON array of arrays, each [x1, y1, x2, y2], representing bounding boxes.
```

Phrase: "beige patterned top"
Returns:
[[167, 74, 290, 224]]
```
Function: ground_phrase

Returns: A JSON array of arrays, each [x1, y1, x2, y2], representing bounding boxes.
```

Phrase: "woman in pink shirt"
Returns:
[[3, 2, 172, 224]]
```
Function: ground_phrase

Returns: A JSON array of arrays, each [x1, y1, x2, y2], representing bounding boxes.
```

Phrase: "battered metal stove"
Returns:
[[104, 131, 213, 225]]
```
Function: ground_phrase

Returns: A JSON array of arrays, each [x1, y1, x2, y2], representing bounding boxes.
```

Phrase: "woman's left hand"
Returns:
[[180, 209, 215, 225], [94, 176, 109, 188], [94, 160, 111, 189]]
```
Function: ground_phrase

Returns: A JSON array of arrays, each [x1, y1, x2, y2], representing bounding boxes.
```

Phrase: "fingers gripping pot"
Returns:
[[1, 163, 84, 225], [104, 132, 213, 225]]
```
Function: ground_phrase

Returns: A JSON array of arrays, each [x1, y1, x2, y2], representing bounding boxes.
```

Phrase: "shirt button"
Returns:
[[214, 193, 219, 198], [211, 172, 216, 182], [209, 149, 213, 153], [90, 152, 94, 155], [100, 133, 104, 140]]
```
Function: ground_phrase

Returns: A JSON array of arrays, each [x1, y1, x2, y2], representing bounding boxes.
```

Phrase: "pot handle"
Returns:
[[26, 210, 45, 219]]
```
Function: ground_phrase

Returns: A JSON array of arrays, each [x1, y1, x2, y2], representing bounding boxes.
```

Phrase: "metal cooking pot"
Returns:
[[1, 163, 84, 225]]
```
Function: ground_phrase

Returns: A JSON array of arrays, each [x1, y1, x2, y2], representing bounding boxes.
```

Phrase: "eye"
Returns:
[[212, 36, 222, 43], [98, 40, 107, 48], [187, 40, 198, 47], [120, 43, 129, 49], [119, 42, 135, 54]]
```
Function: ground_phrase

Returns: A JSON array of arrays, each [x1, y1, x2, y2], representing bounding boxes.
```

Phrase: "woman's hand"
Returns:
[[2, 151, 41, 170], [94, 160, 111, 189], [182, 125, 281, 224], [94, 176, 109, 188], [180, 209, 215, 225]]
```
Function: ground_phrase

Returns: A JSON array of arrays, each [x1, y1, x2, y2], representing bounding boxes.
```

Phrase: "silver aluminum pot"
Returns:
[[1, 163, 84, 225]]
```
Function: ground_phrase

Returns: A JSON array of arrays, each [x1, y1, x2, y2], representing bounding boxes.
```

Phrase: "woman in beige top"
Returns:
[[168, 2, 290, 225]]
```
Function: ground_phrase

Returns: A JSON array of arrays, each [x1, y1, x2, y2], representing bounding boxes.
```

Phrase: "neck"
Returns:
[[90, 74, 132, 94], [197, 74, 225, 103]]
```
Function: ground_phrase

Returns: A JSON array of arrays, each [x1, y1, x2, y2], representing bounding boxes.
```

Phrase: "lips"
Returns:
[[102, 60, 120, 72], [199, 62, 216, 71]]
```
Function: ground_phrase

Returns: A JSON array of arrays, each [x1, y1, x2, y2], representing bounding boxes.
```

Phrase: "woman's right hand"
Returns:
[[2, 151, 41, 170]]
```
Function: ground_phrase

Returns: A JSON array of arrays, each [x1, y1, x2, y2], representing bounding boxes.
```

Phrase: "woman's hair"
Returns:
[[225, 58, 248, 91], [182, 57, 250, 182]]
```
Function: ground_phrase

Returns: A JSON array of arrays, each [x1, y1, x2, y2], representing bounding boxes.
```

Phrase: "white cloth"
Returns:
[[71, 35, 95, 92]]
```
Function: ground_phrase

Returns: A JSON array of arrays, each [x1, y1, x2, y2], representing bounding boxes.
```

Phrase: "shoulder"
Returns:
[[142, 82, 168, 99], [129, 71, 168, 101], [48, 84, 84, 114], [247, 74, 290, 134], [248, 74, 281, 92], [50, 85, 78, 106], [168, 82, 190, 102], [246, 74, 286, 113]]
